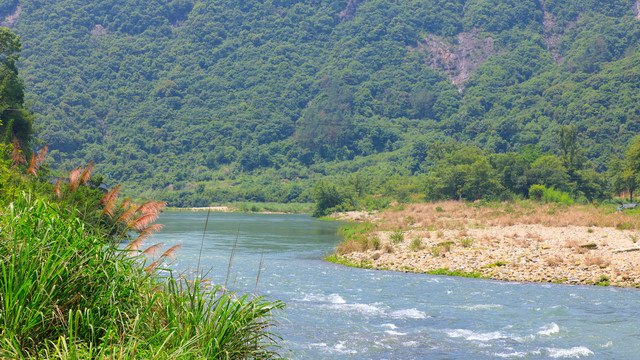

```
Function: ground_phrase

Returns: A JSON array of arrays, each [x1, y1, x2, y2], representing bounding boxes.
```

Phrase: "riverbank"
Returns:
[[166, 201, 313, 214], [327, 201, 640, 287]]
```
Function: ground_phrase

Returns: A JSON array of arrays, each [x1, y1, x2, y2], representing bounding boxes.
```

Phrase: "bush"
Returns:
[[529, 184, 575, 205], [311, 180, 352, 217], [542, 187, 574, 205], [528, 184, 546, 201]]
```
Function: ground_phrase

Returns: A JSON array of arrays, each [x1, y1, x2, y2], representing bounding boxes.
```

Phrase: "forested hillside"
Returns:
[[3, 0, 640, 206]]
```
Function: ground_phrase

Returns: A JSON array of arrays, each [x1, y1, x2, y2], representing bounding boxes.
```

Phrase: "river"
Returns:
[[148, 211, 640, 359]]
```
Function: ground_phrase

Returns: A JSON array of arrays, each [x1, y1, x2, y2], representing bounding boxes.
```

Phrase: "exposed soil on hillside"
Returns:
[[414, 28, 496, 90], [1, 5, 21, 28]]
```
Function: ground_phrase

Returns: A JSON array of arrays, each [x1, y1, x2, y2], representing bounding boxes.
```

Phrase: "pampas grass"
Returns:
[[0, 192, 285, 359], [26, 144, 47, 176], [10, 138, 26, 167], [99, 185, 121, 218]]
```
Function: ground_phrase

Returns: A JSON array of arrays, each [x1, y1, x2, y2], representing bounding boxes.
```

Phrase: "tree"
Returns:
[[559, 124, 583, 176], [0, 28, 31, 148], [311, 180, 351, 217], [527, 155, 569, 191], [622, 135, 640, 202]]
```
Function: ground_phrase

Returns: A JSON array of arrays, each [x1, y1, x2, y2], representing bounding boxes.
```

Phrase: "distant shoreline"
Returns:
[[165, 204, 312, 215], [166, 206, 233, 212]]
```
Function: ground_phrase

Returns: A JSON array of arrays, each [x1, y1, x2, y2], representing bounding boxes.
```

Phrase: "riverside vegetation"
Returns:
[[0, 142, 285, 358]]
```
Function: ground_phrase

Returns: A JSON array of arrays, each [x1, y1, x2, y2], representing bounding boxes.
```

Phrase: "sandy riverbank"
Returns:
[[329, 202, 640, 287]]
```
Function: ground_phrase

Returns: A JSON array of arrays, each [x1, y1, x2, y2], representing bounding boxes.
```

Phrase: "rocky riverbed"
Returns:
[[330, 203, 640, 287]]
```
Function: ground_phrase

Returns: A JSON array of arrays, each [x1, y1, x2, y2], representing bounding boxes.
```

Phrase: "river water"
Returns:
[[148, 212, 640, 359]]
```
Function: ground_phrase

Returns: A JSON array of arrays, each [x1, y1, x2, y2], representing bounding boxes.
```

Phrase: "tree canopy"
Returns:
[[2, 0, 639, 205]]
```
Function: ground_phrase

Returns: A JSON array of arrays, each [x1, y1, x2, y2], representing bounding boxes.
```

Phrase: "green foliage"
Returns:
[[595, 275, 610, 286], [0, 28, 33, 150], [390, 230, 404, 245], [409, 237, 422, 251], [484, 261, 507, 268], [324, 254, 375, 269], [311, 180, 353, 217], [541, 187, 575, 205], [425, 268, 484, 278], [529, 184, 546, 201], [0, 176, 285, 358], [460, 237, 474, 248], [3, 0, 640, 207]]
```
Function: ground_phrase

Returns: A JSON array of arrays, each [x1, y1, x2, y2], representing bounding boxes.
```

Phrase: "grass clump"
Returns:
[[390, 230, 404, 244], [325, 254, 374, 269], [595, 275, 610, 286], [369, 236, 381, 250], [430, 246, 442, 257], [437, 241, 454, 252], [484, 261, 507, 268], [0, 193, 285, 359], [409, 237, 423, 251], [425, 268, 484, 278], [460, 237, 473, 247]]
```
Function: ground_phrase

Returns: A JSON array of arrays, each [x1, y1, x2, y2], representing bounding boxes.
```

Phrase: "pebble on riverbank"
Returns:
[[331, 203, 640, 288]]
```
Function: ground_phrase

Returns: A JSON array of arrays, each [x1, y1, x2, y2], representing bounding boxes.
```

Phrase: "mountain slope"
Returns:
[[3, 0, 640, 204]]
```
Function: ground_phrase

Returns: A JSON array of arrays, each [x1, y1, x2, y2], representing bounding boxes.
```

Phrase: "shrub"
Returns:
[[541, 187, 574, 205], [311, 180, 352, 217], [528, 184, 546, 201], [369, 236, 381, 250]]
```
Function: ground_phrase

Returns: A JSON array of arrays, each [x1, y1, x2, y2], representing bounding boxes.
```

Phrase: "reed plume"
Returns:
[[10, 138, 25, 168], [121, 197, 134, 210], [79, 161, 94, 185], [27, 153, 37, 176], [136, 223, 164, 241], [26, 145, 48, 177], [128, 213, 159, 231], [127, 237, 145, 253], [117, 201, 138, 225], [137, 200, 166, 215], [68, 166, 83, 191], [99, 184, 121, 218], [36, 144, 48, 165], [142, 243, 164, 257], [145, 258, 163, 273], [144, 244, 183, 273], [53, 178, 62, 199], [127, 224, 164, 252], [161, 244, 182, 260]]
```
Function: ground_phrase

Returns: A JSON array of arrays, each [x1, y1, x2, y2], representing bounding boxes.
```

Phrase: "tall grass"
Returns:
[[0, 193, 285, 359]]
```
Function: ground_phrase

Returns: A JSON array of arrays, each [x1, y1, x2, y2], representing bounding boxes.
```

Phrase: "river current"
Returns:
[[148, 212, 640, 359]]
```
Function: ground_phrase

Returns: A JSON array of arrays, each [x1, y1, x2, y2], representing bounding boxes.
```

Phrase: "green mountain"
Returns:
[[4, 0, 640, 206]]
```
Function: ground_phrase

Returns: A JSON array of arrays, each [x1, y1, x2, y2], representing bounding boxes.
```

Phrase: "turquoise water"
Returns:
[[149, 212, 640, 359]]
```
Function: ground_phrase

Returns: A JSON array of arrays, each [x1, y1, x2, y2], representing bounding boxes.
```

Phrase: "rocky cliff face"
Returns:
[[542, 11, 563, 64], [413, 28, 496, 91]]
